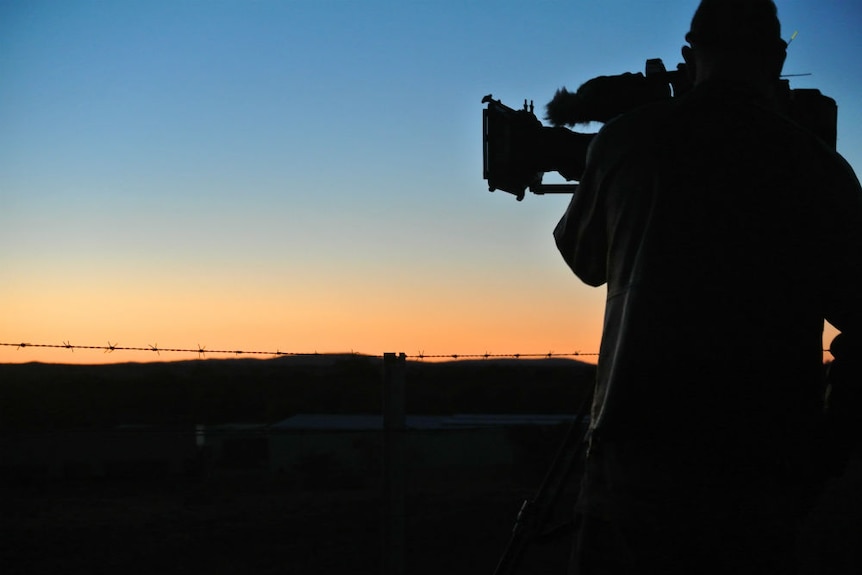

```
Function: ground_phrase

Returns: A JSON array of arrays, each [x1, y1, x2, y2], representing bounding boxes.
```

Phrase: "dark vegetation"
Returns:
[[0, 356, 594, 574], [0, 355, 596, 430]]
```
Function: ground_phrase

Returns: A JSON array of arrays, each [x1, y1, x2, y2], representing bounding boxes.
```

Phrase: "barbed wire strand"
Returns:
[[0, 341, 600, 360]]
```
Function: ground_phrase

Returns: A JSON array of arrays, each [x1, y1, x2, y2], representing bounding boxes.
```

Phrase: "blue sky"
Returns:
[[2, 0, 860, 363]]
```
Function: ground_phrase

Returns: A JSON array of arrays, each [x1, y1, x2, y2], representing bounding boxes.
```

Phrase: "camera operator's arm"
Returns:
[[821, 155, 862, 471], [821, 156, 862, 333], [553, 132, 608, 286], [824, 331, 862, 473], [537, 127, 596, 182]]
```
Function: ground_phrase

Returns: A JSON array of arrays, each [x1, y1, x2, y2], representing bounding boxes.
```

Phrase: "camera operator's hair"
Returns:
[[686, 0, 786, 51]]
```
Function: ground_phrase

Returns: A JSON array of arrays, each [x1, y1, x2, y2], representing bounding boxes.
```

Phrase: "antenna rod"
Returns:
[[786, 30, 799, 47]]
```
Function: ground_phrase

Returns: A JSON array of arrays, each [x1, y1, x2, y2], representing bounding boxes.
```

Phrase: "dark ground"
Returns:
[[1, 467, 575, 575], [2, 460, 862, 575]]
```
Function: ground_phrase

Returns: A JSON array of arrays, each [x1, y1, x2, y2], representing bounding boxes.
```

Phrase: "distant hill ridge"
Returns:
[[0, 356, 595, 431]]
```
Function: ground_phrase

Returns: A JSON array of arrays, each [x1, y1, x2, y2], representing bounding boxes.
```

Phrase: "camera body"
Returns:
[[483, 59, 838, 200]]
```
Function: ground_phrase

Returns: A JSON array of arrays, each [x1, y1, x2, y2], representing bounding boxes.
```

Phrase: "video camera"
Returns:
[[482, 58, 838, 200]]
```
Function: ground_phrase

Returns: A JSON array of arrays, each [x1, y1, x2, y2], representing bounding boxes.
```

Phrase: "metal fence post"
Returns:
[[382, 352, 406, 575]]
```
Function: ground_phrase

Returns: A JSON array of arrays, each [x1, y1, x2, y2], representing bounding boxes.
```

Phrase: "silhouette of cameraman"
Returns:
[[553, 1, 862, 573]]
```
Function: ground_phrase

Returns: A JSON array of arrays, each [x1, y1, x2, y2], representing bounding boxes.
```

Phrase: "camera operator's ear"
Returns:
[[681, 45, 697, 83]]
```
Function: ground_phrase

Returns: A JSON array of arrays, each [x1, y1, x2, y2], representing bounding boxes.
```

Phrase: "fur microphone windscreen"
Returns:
[[545, 72, 673, 127]]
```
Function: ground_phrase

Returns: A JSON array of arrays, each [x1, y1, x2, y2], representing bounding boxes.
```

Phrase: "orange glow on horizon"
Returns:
[[2, 271, 841, 366], [1, 316, 840, 367], [0, 274, 607, 365]]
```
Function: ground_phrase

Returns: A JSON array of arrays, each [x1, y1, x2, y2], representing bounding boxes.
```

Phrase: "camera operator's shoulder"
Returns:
[[589, 99, 677, 155], [778, 112, 861, 188], [827, 151, 862, 204], [761, 103, 842, 159], [602, 98, 676, 135]]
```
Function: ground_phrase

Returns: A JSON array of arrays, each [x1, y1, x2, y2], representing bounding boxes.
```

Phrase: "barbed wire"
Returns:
[[406, 351, 599, 359], [0, 341, 600, 360]]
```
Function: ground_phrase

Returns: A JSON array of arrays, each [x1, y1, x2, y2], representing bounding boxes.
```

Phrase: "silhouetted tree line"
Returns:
[[0, 356, 595, 430]]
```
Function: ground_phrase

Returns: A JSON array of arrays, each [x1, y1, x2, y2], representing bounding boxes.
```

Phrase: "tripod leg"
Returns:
[[492, 387, 594, 575]]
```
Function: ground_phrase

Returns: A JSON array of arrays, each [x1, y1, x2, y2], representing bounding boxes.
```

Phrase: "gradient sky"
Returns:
[[2, 0, 860, 364]]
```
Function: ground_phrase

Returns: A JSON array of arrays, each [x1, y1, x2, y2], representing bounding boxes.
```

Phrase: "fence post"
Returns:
[[382, 352, 406, 575]]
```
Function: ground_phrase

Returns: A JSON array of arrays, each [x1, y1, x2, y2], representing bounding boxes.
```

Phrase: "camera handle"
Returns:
[[530, 182, 579, 195]]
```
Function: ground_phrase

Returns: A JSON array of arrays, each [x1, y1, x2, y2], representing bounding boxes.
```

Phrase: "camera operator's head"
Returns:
[[682, 0, 787, 96]]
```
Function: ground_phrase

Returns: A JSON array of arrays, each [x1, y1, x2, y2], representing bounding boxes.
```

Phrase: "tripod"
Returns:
[[493, 387, 594, 575]]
